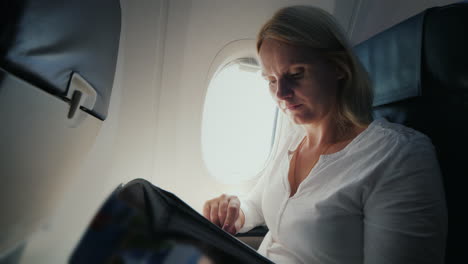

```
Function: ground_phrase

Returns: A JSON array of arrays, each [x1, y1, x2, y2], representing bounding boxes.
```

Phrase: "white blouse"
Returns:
[[239, 119, 447, 264]]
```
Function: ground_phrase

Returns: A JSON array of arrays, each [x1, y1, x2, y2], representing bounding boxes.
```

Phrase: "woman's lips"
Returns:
[[286, 104, 302, 110]]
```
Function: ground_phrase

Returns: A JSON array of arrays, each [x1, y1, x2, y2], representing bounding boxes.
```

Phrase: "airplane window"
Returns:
[[202, 58, 277, 184]]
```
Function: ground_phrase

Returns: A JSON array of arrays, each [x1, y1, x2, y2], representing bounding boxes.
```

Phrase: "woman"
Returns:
[[203, 6, 447, 264]]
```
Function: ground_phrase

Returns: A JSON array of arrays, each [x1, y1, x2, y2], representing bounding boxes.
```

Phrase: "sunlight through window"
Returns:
[[202, 58, 277, 184]]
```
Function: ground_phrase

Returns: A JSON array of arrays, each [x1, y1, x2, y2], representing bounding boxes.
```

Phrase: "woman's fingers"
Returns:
[[202, 201, 211, 219], [232, 214, 243, 234], [218, 198, 229, 226], [209, 202, 221, 226], [222, 197, 240, 233], [203, 194, 241, 232], [203, 199, 220, 226]]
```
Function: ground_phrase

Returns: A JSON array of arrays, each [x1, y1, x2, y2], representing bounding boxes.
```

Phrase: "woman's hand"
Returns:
[[203, 194, 245, 235]]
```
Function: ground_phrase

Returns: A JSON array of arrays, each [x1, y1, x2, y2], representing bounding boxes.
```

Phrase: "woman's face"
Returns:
[[259, 38, 342, 125]]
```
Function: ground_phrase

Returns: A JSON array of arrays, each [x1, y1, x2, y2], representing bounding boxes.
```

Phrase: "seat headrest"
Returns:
[[0, 0, 121, 120], [354, 2, 468, 108], [354, 10, 425, 107], [423, 3, 468, 97]]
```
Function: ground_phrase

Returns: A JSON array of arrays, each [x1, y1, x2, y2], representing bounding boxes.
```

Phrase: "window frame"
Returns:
[[201, 39, 282, 184]]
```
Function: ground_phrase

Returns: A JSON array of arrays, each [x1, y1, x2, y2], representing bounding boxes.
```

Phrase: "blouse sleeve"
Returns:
[[363, 136, 448, 264], [238, 168, 268, 233], [237, 127, 301, 233]]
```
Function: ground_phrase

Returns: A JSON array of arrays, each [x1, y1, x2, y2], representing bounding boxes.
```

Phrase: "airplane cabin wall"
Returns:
[[19, 0, 166, 263], [18, 0, 458, 263]]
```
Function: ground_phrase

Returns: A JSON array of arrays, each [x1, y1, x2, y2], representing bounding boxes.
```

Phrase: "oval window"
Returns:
[[202, 58, 277, 183]]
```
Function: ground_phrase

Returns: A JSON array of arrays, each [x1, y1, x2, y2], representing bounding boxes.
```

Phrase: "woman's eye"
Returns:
[[289, 72, 303, 79]]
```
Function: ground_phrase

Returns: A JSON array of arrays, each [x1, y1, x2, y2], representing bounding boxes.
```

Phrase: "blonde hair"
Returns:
[[257, 6, 373, 128]]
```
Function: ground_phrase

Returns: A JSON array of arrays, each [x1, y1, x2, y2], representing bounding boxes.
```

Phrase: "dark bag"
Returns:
[[69, 178, 273, 264]]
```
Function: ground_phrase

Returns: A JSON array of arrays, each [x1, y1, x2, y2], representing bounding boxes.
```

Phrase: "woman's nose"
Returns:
[[275, 78, 293, 100]]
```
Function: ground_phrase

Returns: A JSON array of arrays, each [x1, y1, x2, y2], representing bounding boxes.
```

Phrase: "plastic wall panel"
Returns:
[[0, 69, 101, 255]]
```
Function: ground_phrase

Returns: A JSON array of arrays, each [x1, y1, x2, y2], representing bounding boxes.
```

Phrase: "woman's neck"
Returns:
[[301, 116, 366, 150]]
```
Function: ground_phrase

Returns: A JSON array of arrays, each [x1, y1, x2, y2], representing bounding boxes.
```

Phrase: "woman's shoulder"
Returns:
[[367, 118, 431, 145], [356, 119, 441, 197], [359, 118, 436, 160]]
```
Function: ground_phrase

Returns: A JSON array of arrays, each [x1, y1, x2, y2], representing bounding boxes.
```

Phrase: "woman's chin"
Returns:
[[290, 116, 309, 125], [288, 113, 316, 125]]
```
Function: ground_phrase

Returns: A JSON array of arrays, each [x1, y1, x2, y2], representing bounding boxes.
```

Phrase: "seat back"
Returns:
[[355, 3, 468, 262], [0, 0, 121, 257]]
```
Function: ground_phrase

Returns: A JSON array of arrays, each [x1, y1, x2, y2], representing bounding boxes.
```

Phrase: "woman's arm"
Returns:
[[202, 169, 269, 235], [363, 137, 447, 263], [237, 169, 269, 233]]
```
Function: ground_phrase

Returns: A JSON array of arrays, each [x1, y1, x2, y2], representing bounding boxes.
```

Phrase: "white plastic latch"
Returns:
[[66, 73, 97, 127]]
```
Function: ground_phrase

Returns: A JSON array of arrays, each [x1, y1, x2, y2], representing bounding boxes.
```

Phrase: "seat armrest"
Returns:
[[236, 226, 268, 250], [236, 226, 269, 237]]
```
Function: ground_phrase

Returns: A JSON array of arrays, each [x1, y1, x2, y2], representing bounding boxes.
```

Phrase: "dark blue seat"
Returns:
[[355, 2, 468, 262]]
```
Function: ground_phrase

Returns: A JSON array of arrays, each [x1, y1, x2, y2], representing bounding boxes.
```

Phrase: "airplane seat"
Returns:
[[0, 0, 121, 262], [355, 2, 468, 262]]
